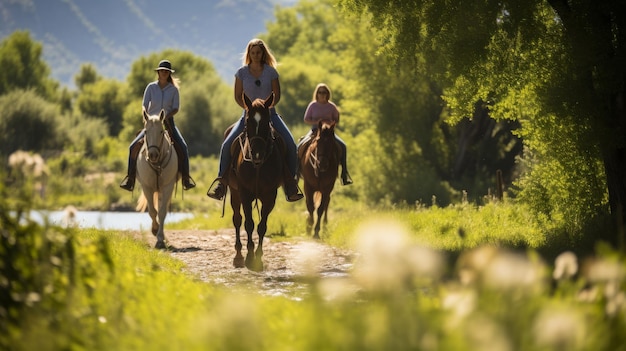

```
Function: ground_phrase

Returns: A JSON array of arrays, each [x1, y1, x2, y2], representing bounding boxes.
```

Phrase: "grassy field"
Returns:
[[2, 187, 626, 350]]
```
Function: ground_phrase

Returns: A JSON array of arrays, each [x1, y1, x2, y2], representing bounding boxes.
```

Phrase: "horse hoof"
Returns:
[[233, 257, 245, 268], [245, 252, 255, 269], [253, 258, 264, 272], [246, 257, 264, 272], [155, 240, 166, 250]]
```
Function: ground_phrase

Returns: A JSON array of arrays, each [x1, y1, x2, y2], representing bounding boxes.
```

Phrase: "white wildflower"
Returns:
[[533, 305, 586, 349], [553, 251, 578, 280]]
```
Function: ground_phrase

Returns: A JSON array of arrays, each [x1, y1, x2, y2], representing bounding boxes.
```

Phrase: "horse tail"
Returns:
[[313, 191, 322, 209], [136, 191, 148, 212], [136, 191, 160, 212]]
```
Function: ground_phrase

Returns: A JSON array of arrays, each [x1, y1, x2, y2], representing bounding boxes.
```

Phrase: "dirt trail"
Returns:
[[133, 229, 355, 297]]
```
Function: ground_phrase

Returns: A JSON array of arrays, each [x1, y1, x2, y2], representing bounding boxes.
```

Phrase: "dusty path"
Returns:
[[133, 229, 355, 298]]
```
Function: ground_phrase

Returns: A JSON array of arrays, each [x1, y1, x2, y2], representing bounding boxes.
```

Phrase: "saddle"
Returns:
[[297, 132, 343, 162], [227, 122, 287, 174]]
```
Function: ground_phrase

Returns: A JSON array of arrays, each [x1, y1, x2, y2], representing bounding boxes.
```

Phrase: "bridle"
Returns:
[[143, 121, 174, 186], [307, 124, 336, 177], [240, 111, 274, 168]]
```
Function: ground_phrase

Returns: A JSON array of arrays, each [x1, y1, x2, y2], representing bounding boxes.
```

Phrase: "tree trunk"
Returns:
[[602, 94, 626, 251], [549, 0, 626, 250]]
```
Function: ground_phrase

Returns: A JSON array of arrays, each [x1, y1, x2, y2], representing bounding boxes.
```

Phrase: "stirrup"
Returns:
[[341, 172, 353, 186], [286, 192, 304, 202], [183, 176, 196, 190], [206, 179, 226, 200], [284, 181, 303, 202], [119, 176, 135, 191]]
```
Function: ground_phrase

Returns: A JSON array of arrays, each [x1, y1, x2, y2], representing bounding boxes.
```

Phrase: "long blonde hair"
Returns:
[[156, 71, 180, 89], [242, 38, 277, 68]]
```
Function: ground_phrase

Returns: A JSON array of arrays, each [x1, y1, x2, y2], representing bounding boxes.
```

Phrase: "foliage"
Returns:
[[175, 74, 238, 156], [0, 172, 113, 350], [74, 63, 101, 90], [336, 0, 623, 244], [0, 89, 65, 158], [3, 181, 626, 350], [74, 78, 129, 137], [0, 31, 58, 99]]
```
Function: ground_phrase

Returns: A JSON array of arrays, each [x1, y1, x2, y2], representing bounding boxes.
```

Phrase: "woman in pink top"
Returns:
[[300, 83, 352, 185]]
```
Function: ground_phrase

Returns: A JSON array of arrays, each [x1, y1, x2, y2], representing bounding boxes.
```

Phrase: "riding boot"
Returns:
[[120, 162, 137, 191], [207, 177, 226, 200], [120, 142, 141, 192], [172, 138, 196, 190], [284, 177, 304, 202]]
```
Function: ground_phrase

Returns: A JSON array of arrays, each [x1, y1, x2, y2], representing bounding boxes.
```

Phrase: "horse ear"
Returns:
[[264, 93, 274, 109], [143, 110, 149, 122], [159, 110, 166, 122], [243, 94, 252, 109]]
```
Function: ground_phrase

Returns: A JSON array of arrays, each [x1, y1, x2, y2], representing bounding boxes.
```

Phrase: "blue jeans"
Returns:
[[218, 108, 298, 178]]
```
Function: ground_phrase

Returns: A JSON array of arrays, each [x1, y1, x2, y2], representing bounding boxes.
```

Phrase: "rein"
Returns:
[[239, 129, 274, 167], [308, 134, 322, 177], [143, 128, 174, 189], [241, 122, 275, 220]]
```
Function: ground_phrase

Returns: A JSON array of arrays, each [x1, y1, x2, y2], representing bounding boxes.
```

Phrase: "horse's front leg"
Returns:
[[145, 192, 159, 238], [241, 196, 256, 270], [254, 193, 277, 271], [154, 185, 174, 249], [314, 192, 331, 240], [230, 190, 244, 268], [304, 182, 315, 235]]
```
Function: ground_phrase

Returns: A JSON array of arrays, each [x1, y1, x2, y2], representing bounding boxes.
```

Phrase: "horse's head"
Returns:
[[143, 109, 167, 164], [314, 120, 337, 172], [317, 120, 336, 137], [243, 93, 274, 166]]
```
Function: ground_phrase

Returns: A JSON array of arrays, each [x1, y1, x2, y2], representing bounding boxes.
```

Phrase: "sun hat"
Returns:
[[155, 60, 175, 72]]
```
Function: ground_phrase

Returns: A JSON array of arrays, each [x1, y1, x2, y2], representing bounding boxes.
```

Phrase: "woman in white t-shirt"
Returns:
[[299, 83, 352, 185], [206, 38, 303, 202]]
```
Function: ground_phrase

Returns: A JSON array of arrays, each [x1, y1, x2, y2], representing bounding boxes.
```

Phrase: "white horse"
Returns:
[[135, 110, 179, 249]]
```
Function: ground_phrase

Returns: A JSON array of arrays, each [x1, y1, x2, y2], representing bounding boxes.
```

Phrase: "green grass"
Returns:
[[5, 221, 625, 351], [4, 158, 626, 350]]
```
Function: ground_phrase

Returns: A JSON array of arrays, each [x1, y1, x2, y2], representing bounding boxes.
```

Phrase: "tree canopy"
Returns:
[[337, 0, 625, 246]]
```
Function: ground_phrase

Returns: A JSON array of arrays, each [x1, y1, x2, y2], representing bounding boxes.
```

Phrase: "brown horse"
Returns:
[[226, 93, 284, 271], [298, 120, 340, 239]]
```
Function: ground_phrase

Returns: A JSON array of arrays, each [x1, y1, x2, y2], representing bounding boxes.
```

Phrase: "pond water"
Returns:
[[26, 210, 194, 231]]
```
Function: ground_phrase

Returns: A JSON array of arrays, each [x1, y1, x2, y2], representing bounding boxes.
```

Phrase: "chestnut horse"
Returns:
[[226, 93, 284, 271], [298, 120, 339, 239], [135, 110, 179, 249]]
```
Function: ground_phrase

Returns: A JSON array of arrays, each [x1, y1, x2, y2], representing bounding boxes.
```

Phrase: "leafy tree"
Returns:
[[75, 78, 129, 136], [176, 75, 237, 156], [267, 1, 461, 203], [338, 0, 625, 245], [74, 63, 101, 90], [0, 31, 58, 99], [126, 50, 220, 98], [0, 89, 64, 158], [57, 113, 109, 157]]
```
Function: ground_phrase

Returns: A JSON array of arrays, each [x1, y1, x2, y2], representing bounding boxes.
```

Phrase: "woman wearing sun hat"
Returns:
[[120, 59, 196, 191]]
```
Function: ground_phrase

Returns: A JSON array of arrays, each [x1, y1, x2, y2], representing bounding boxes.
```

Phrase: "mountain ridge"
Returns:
[[0, 0, 294, 88]]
